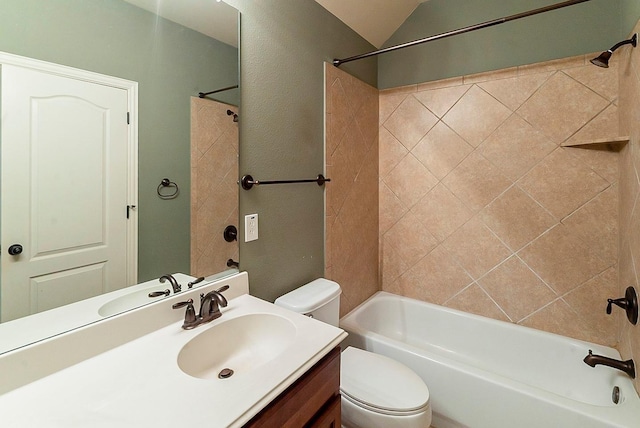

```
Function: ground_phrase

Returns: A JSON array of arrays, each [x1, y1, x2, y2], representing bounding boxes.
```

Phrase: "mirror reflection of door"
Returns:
[[0, 60, 138, 322]]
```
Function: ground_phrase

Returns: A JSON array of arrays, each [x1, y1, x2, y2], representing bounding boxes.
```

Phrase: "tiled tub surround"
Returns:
[[191, 97, 239, 278], [325, 63, 380, 317], [619, 22, 640, 394], [379, 55, 621, 347], [327, 52, 631, 348]]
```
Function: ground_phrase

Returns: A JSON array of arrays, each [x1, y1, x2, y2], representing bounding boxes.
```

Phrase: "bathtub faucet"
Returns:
[[583, 350, 635, 379]]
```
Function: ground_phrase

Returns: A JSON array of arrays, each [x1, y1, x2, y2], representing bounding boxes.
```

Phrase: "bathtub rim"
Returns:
[[341, 291, 622, 357]]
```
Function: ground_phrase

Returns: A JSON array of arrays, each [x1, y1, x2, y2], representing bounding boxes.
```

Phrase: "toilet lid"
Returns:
[[340, 347, 430, 414]]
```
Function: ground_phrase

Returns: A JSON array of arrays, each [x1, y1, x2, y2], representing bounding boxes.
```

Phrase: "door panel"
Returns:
[[1, 64, 131, 321], [30, 263, 106, 313], [32, 96, 107, 255]]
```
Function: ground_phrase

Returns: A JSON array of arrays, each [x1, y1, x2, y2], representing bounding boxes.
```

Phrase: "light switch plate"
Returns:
[[245, 214, 258, 242]]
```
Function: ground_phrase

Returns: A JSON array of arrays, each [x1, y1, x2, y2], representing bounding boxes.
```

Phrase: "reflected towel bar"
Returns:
[[198, 85, 239, 98], [157, 178, 179, 199], [240, 174, 330, 190]]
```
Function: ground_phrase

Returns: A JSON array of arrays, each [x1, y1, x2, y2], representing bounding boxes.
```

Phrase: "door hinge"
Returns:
[[126, 205, 136, 219], [127, 112, 130, 124]]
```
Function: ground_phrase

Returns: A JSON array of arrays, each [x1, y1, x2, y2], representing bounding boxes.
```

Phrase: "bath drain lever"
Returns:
[[612, 386, 620, 404]]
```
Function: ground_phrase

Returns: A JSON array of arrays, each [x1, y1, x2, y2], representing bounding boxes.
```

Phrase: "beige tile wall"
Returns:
[[380, 55, 621, 346], [618, 21, 640, 392], [325, 63, 380, 317], [190, 97, 239, 277], [325, 49, 630, 351]]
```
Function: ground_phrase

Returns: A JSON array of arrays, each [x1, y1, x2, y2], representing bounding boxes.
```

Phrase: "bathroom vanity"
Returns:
[[244, 347, 341, 427], [0, 272, 346, 427]]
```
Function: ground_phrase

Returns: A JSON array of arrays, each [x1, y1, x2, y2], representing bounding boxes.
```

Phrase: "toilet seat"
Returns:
[[340, 347, 430, 416]]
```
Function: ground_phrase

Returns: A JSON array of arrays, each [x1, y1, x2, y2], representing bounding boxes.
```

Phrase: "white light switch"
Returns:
[[245, 214, 258, 242]]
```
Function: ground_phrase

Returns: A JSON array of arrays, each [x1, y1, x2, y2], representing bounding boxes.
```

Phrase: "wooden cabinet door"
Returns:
[[307, 395, 341, 428]]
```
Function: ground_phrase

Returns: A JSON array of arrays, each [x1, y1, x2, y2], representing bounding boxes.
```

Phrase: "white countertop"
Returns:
[[0, 294, 346, 428], [0, 272, 249, 394]]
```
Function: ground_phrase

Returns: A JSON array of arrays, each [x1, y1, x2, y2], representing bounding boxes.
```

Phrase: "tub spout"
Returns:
[[583, 350, 635, 378]]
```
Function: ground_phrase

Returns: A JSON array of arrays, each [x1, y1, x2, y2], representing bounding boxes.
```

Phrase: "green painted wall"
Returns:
[[622, 0, 640, 35], [226, 0, 376, 301], [0, 0, 238, 282], [379, 0, 625, 89]]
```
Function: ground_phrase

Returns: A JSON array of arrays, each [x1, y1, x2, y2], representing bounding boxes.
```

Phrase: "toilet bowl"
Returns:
[[275, 279, 432, 428], [341, 346, 431, 428]]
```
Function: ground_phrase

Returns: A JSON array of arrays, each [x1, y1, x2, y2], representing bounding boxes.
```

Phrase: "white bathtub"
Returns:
[[339, 292, 640, 428]]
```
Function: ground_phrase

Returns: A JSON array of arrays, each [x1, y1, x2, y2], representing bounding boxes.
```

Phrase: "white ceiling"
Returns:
[[122, 0, 238, 47], [315, 0, 430, 48], [121, 0, 427, 50]]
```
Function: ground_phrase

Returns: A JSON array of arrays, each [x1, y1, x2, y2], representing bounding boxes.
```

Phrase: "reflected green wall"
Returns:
[[0, 0, 238, 282], [379, 0, 624, 89]]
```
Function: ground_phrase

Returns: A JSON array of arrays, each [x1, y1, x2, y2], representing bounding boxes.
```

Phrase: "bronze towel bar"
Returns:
[[240, 174, 330, 190]]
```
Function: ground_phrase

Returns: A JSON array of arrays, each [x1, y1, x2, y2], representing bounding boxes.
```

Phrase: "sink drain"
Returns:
[[218, 368, 234, 379]]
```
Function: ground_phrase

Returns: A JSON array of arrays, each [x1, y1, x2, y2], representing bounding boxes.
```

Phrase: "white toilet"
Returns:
[[275, 279, 432, 428]]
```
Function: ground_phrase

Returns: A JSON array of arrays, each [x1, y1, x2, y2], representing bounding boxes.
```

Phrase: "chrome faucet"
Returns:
[[583, 350, 636, 378], [172, 285, 229, 330], [159, 274, 181, 293]]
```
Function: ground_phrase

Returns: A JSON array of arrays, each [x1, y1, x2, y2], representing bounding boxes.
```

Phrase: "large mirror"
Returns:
[[0, 0, 239, 352]]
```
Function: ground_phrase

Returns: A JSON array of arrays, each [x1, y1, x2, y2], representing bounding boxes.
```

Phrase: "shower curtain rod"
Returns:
[[333, 0, 592, 67], [198, 84, 239, 98]]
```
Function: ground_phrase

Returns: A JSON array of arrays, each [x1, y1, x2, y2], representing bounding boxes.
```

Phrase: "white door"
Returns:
[[1, 64, 133, 322]]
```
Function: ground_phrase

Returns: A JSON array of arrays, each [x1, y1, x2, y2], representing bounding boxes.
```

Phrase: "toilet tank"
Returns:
[[274, 278, 341, 326]]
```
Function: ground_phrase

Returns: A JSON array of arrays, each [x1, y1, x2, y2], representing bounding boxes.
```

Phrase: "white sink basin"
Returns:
[[177, 313, 297, 380], [98, 286, 170, 317], [97, 274, 210, 317]]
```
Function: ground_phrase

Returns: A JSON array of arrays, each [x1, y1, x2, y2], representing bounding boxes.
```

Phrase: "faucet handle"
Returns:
[[173, 299, 197, 329], [187, 276, 205, 289], [172, 299, 193, 310], [607, 299, 618, 314], [606, 286, 638, 325]]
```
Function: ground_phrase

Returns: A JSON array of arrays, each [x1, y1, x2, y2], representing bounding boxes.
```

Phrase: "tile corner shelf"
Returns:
[[561, 136, 630, 148]]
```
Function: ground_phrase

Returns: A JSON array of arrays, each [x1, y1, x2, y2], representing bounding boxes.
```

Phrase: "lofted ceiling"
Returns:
[[122, 0, 427, 50], [122, 0, 238, 47], [314, 0, 430, 48]]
